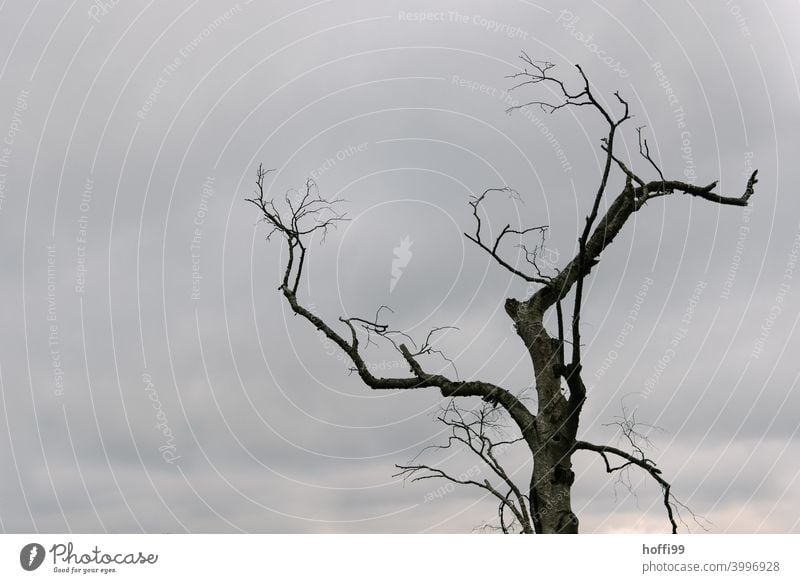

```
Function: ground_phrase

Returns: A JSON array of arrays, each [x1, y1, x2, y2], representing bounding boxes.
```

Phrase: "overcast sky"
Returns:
[[0, 0, 798, 534]]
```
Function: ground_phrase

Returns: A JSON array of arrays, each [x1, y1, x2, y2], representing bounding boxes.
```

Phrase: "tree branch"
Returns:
[[505, 58, 760, 327], [465, 187, 551, 284], [249, 168, 538, 438], [395, 400, 533, 533], [572, 401, 688, 534], [532, 169, 759, 317], [573, 440, 678, 534]]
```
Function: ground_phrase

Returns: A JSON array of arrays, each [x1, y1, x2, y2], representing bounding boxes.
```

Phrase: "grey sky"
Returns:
[[0, 0, 798, 533]]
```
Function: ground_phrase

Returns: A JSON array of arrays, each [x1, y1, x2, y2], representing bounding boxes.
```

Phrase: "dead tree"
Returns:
[[248, 53, 758, 533]]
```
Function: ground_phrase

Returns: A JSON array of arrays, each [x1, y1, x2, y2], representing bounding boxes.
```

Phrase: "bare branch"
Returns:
[[637, 126, 665, 184], [465, 187, 551, 284], [245, 165, 348, 293], [395, 400, 533, 533], [654, 171, 758, 206], [505, 53, 593, 114], [574, 402, 688, 534], [504, 55, 634, 376], [574, 439, 680, 533], [531, 167, 759, 318], [249, 167, 537, 438]]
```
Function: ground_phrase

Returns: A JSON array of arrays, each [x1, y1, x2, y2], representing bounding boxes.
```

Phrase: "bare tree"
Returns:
[[248, 54, 758, 533]]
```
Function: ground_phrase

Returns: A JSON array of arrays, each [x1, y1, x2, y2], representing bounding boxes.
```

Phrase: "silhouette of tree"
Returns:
[[248, 53, 758, 533]]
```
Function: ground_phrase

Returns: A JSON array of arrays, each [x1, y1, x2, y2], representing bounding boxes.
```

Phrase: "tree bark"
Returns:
[[506, 298, 580, 533]]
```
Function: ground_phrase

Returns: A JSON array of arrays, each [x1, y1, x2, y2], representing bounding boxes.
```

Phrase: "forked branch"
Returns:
[[574, 440, 679, 533], [464, 187, 551, 284], [247, 167, 537, 437], [245, 164, 348, 293], [395, 400, 533, 533], [573, 404, 697, 534]]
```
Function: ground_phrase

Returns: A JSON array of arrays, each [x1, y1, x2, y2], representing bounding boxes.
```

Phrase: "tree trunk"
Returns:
[[506, 298, 580, 533]]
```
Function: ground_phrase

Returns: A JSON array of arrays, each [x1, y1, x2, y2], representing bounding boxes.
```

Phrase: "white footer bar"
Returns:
[[1, 534, 797, 582]]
